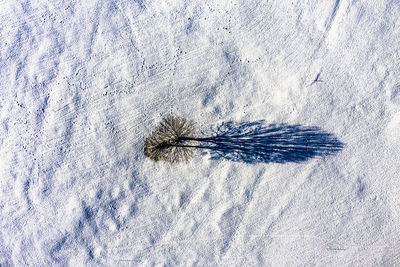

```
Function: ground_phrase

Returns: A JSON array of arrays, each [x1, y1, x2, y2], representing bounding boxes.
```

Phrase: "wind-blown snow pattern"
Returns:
[[1, 0, 400, 265]]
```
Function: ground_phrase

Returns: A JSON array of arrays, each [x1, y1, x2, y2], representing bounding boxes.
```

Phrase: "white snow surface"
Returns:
[[1, 0, 400, 265]]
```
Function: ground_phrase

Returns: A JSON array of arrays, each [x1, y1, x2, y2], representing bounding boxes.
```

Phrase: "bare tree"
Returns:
[[144, 116, 344, 164], [144, 116, 198, 163]]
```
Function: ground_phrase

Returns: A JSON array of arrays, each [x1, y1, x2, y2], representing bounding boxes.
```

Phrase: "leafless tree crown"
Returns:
[[144, 116, 197, 163]]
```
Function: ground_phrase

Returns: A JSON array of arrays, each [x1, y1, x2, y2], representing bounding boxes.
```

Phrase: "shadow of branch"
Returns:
[[188, 121, 344, 164]]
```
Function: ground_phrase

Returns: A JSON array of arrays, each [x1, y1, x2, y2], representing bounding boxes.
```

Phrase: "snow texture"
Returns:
[[1, 0, 400, 265]]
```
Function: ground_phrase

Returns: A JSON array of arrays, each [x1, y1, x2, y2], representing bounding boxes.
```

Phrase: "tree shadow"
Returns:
[[191, 121, 344, 164]]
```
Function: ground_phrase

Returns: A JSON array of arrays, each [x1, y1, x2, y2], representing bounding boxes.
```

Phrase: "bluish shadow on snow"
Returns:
[[198, 121, 344, 164]]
